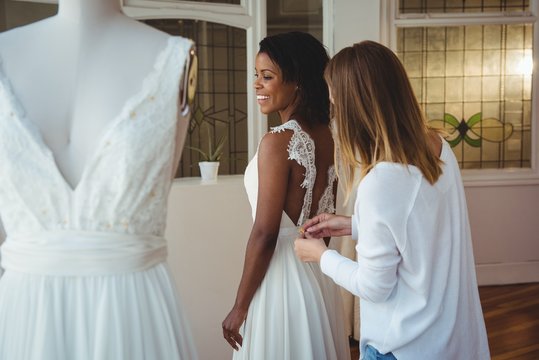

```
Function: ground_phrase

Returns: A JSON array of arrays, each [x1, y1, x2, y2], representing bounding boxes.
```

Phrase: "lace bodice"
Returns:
[[0, 37, 193, 238], [244, 120, 336, 229]]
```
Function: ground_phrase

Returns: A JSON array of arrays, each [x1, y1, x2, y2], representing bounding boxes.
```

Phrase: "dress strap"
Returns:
[[270, 120, 316, 226]]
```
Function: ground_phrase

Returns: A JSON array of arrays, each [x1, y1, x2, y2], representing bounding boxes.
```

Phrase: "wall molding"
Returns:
[[476, 261, 539, 286]]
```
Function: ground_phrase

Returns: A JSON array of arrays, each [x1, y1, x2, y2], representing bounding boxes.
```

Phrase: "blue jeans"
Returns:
[[363, 344, 397, 360]]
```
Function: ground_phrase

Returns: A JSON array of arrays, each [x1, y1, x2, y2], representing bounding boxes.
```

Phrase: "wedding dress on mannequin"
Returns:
[[0, 1, 198, 359]]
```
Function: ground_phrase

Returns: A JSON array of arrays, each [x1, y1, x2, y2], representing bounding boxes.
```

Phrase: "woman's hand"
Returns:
[[300, 213, 352, 238], [222, 307, 247, 350], [295, 234, 328, 263]]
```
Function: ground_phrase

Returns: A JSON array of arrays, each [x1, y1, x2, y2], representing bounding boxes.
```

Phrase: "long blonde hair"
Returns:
[[325, 41, 443, 202]]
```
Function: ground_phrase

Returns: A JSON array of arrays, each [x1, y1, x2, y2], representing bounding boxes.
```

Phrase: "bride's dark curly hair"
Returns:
[[258, 31, 330, 125]]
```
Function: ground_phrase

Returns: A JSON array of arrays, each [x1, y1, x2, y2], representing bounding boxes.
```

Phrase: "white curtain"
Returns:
[[333, 186, 360, 340], [0, 216, 5, 277]]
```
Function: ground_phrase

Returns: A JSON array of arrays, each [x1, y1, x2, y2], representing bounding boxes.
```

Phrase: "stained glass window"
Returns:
[[399, 0, 529, 14], [186, 0, 241, 4], [395, 0, 534, 170], [143, 19, 248, 177]]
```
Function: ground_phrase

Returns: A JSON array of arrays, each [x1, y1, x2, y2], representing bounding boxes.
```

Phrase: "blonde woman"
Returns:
[[295, 41, 490, 360]]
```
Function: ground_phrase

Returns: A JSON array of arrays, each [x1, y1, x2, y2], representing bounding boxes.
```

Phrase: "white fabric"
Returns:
[[235, 120, 350, 360], [320, 140, 490, 360], [351, 212, 358, 241], [0, 36, 197, 360], [1, 231, 167, 276]]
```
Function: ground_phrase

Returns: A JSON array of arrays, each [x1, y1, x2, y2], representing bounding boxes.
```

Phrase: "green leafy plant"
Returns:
[[187, 121, 227, 162]]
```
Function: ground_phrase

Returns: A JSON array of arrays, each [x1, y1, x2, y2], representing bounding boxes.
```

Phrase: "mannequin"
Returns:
[[0, 1, 199, 358], [0, 0, 196, 189]]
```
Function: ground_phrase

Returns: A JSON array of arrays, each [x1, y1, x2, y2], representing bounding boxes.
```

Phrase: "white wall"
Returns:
[[165, 176, 251, 360], [466, 185, 539, 284], [333, 0, 380, 53]]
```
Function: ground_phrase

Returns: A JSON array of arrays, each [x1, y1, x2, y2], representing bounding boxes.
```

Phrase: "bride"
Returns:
[[222, 31, 350, 360]]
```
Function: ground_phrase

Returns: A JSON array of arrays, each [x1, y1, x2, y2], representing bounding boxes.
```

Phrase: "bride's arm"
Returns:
[[222, 131, 291, 350]]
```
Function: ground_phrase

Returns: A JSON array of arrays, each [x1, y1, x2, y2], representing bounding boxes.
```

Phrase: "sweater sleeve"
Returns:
[[320, 214, 400, 302], [320, 164, 420, 303]]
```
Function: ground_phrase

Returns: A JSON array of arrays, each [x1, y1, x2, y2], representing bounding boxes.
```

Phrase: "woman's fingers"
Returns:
[[301, 214, 323, 231], [222, 327, 242, 350]]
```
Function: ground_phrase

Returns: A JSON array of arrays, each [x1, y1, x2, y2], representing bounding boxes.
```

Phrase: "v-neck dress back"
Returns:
[[0, 36, 197, 360]]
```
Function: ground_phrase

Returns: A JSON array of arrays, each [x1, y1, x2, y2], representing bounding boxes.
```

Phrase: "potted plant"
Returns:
[[187, 120, 226, 182]]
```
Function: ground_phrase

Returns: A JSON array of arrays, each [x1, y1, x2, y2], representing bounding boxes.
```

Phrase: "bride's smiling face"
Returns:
[[254, 52, 298, 118]]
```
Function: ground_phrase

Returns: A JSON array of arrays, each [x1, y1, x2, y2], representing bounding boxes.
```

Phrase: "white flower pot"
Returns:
[[198, 161, 220, 182]]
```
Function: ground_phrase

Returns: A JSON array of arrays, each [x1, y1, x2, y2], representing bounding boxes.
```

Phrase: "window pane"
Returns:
[[1, 0, 57, 31], [143, 20, 248, 177], [397, 25, 533, 169], [399, 0, 529, 14], [266, 0, 324, 129], [186, 0, 241, 3]]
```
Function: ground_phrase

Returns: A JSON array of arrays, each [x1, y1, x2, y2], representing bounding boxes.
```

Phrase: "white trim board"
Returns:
[[476, 261, 539, 285]]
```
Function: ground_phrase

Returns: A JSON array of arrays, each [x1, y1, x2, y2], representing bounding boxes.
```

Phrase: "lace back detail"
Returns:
[[271, 120, 336, 226], [317, 165, 337, 215]]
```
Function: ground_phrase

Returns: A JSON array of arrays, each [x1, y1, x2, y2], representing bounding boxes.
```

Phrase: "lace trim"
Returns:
[[271, 120, 338, 225], [0, 37, 193, 236], [317, 165, 337, 215], [270, 120, 316, 226]]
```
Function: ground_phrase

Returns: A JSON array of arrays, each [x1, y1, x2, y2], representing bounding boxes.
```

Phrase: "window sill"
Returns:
[[172, 174, 244, 187], [462, 169, 539, 187]]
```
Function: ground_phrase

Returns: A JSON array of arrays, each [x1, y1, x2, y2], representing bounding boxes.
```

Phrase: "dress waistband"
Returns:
[[278, 226, 302, 239], [0, 231, 167, 276]]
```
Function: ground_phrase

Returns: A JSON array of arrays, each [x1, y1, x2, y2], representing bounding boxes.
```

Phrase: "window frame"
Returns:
[[381, 0, 539, 187]]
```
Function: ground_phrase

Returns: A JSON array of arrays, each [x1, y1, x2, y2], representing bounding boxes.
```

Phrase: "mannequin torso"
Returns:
[[0, 0, 193, 189]]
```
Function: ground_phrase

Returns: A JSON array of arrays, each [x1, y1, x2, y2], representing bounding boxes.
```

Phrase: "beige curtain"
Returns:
[[331, 186, 360, 340], [0, 218, 4, 277]]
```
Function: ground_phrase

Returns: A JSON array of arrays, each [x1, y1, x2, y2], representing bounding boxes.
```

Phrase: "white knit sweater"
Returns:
[[321, 140, 490, 360]]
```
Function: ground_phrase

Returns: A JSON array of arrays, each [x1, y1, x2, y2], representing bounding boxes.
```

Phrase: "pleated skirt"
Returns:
[[233, 234, 350, 360], [0, 263, 197, 360]]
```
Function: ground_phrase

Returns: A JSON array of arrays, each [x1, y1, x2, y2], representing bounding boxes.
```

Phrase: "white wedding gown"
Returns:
[[235, 120, 350, 360], [0, 37, 197, 360]]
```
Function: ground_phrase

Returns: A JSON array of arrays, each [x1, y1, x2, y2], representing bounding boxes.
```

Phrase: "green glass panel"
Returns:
[[397, 24, 533, 169]]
